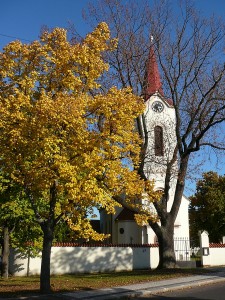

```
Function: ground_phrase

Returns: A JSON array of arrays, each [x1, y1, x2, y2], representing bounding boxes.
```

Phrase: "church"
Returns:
[[100, 43, 190, 245]]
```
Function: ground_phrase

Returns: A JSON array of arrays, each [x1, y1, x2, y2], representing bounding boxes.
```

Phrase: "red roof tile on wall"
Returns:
[[209, 243, 225, 248]]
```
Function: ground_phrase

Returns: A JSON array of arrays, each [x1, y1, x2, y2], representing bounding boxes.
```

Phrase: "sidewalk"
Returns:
[[60, 267, 225, 299], [1, 267, 225, 300]]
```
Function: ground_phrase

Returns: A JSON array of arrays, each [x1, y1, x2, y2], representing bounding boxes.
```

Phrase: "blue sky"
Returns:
[[0, 0, 91, 49], [1, 0, 225, 195], [1, 0, 225, 50]]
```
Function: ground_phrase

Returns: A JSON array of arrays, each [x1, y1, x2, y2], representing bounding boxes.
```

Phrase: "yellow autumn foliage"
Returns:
[[0, 23, 159, 241]]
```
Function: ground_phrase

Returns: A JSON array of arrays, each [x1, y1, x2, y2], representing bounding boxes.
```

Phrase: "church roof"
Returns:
[[144, 43, 164, 101], [115, 207, 135, 221], [165, 98, 173, 106]]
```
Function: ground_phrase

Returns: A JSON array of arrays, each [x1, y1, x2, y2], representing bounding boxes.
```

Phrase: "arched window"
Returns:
[[154, 126, 163, 156]]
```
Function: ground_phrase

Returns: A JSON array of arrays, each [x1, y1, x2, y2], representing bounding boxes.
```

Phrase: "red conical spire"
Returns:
[[144, 39, 164, 101]]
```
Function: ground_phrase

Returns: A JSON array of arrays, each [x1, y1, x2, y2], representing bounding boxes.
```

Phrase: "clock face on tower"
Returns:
[[152, 101, 164, 113]]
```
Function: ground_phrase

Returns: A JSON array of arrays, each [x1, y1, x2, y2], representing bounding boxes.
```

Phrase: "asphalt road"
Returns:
[[135, 281, 225, 299]]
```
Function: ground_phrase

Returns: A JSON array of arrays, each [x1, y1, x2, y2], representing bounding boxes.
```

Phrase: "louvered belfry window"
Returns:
[[154, 126, 164, 156]]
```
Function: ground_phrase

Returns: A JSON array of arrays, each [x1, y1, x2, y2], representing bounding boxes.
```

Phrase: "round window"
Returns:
[[119, 228, 124, 234]]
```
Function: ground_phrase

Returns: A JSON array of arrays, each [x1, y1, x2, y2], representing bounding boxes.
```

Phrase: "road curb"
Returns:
[[60, 274, 225, 299]]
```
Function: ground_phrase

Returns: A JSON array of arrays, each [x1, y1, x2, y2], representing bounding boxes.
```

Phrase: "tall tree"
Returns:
[[0, 23, 159, 292], [0, 173, 42, 278], [190, 171, 225, 243], [84, 0, 225, 268]]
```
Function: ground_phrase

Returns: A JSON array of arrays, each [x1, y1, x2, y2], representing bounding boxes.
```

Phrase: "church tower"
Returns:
[[100, 40, 190, 247], [141, 42, 190, 244], [143, 42, 177, 191]]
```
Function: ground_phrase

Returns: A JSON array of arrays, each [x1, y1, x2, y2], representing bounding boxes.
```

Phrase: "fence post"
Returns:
[[199, 231, 210, 267]]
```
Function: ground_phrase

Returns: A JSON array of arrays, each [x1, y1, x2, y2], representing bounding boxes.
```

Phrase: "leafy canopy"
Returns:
[[0, 171, 42, 255], [190, 171, 225, 243], [0, 23, 159, 241]]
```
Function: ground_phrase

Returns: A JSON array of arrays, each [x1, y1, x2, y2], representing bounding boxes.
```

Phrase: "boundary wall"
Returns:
[[9, 244, 159, 276], [199, 231, 225, 267], [209, 244, 225, 266], [9, 234, 225, 276]]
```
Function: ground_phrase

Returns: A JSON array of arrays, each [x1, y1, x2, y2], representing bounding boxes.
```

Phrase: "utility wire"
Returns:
[[0, 33, 33, 42]]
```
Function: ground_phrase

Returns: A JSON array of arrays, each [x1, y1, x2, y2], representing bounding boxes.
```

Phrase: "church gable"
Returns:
[[115, 207, 135, 221]]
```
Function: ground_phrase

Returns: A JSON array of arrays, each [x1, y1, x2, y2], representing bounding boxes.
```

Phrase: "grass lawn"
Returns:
[[0, 268, 215, 298]]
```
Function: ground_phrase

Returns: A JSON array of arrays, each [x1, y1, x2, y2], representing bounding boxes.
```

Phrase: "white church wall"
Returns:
[[117, 221, 142, 244], [144, 94, 177, 185], [174, 196, 190, 238], [100, 207, 123, 244]]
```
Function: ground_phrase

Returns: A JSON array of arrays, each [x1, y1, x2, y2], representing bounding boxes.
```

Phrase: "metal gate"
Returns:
[[174, 237, 191, 261]]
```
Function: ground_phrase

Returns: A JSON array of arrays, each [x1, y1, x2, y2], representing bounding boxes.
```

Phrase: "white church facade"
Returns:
[[100, 44, 190, 245]]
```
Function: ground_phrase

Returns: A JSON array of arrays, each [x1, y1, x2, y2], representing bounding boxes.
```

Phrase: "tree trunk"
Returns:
[[40, 222, 54, 293], [151, 220, 177, 269], [2, 226, 9, 278], [158, 234, 176, 268]]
